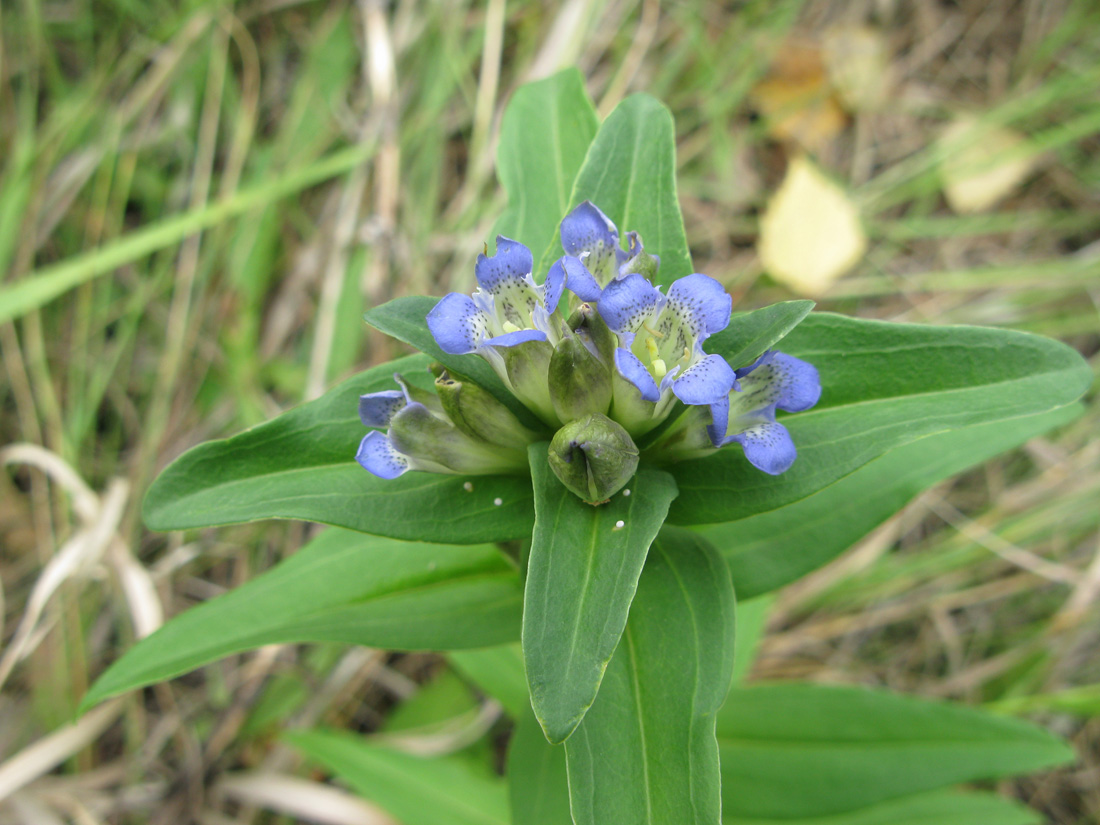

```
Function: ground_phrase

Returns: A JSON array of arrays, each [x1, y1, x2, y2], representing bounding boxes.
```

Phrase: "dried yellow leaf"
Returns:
[[939, 117, 1038, 214], [758, 155, 867, 296]]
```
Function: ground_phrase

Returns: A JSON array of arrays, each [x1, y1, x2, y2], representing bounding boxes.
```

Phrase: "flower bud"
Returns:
[[434, 369, 542, 448], [548, 331, 612, 421], [499, 340, 559, 427], [547, 413, 640, 504], [389, 402, 528, 475]]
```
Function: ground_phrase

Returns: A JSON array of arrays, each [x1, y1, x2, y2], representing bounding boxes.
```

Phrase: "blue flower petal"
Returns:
[[356, 431, 410, 479], [358, 390, 406, 427], [598, 273, 661, 334], [706, 396, 730, 447], [771, 352, 822, 412], [560, 256, 603, 302], [663, 273, 732, 341], [734, 351, 775, 380], [560, 201, 621, 285], [544, 258, 566, 313], [671, 353, 736, 405], [729, 419, 797, 475], [483, 328, 547, 349], [614, 347, 660, 402], [475, 236, 534, 291], [427, 293, 490, 354]]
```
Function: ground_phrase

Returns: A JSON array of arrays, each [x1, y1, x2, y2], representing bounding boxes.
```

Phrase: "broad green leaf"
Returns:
[[524, 445, 679, 743], [538, 94, 692, 287], [717, 683, 1074, 820], [83, 529, 522, 709], [492, 68, 598, 257], [286, 729, 508, 825], [704, 404, 1082, 599], [724, 789, 1040, 825], [508, 710, 572, 825], [731, 595, 773, 684], [670, 313, 1091, 526], [143, 353, 537, 542], [706, 300, 815, 369], [565, 527, 736, 825], [449, 643, 528, 720], [363, 296, 545, 430]]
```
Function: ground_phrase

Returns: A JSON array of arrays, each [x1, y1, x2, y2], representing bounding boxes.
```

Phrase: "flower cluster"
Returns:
[[357, 202, 821, 503]]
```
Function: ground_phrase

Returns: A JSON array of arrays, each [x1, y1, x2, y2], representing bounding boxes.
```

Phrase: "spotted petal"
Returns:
[[560, 201, 624, 286], [427, 292, 490, 354], [543, 256, 566, 313], [769, 352, 821, 412], [728, 418, 797, 475], [559, 256, 602, 302], [356, 431, 410, 479], [664, 273, 731, 341], [670, 353, 737, 406], [614, 347, 660, 403], [598, 273, 662, 336], [736, 351, 821, 414], [358, 390, 406, 428]]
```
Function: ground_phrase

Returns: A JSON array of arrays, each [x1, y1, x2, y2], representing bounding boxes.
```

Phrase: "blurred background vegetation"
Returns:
[[0, 0, 1097, 822]]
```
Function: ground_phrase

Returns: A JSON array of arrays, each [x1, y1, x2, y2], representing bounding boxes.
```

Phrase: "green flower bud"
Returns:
[[565, 304, 617, 364], [548, 331, 612, 422], [499, 340, 559, 427], [434, 369, 542, 448], [547, 413, 640, 504], [389, 403, 528, 475]]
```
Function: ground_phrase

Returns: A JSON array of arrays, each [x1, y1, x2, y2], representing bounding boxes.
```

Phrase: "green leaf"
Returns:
[[717, 683, 1074, 820], [492, 68, 599, 257], [731, 595, 773, 684], [706, 300, 815, 369], [704, 404, 1082, 599], [670, 313, 1092, 526], [363, 296, 545, 430], [724, 789, 1041, 825], [83, 529, 522, 709], [565, 527, 736, 825], [508, 709, 573, 825], [537, 94, 692, 287], [142, 353, 537, 542], [523, 445, 679, 743], [449, 643, 528, 720], [286, 729, 509, 825]]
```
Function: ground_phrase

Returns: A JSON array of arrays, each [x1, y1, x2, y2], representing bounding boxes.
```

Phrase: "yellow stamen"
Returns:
[[645, 336, 660, 362], [642, 320, 664, 339], [502, 320, 522, 334], [652, 358, 668, 379]]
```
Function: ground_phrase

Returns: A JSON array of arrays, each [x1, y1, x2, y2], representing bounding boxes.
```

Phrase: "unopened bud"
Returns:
[[435, 370, 541, 448], [548, 332, 612, 421], [547, 413, 639, 504]]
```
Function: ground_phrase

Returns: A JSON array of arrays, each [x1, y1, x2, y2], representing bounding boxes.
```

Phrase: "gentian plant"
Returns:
[[84, 72, 1090, 824]]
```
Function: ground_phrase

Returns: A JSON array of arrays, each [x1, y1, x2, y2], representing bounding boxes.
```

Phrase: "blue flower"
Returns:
[[427, 236, 564, 424], [647, 350, 820, 474], [357, 203, 822, 498], [706, 351, 821, 474], [597, 271, 737, 433], [356, 373, 531, 479], [553, 201, 658, 302]]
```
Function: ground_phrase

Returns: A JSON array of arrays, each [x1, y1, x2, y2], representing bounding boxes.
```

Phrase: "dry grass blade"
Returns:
[[0, 446, 129, 690], [0, 700, 124, 803], [372, 698, 504, 757], [216, 772, 399, 825]]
